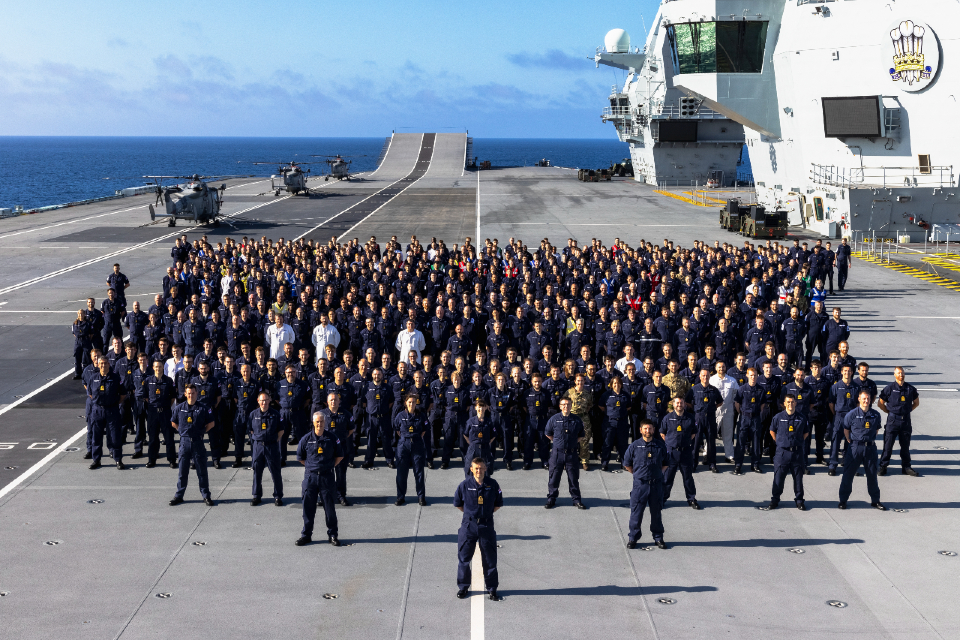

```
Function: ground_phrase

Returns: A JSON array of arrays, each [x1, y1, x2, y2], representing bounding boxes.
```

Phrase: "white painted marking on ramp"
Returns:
[[0, 310, 80, 313], [0, 427, 86, 502], [471, 544, 484, 640], [0, 368, 72, 418], [394, 504, 422, 640], [0, 197, 289, 297], [0, 204, 145, 241], [369, 135, 392, 177], [339, 136, 434, 239], [0, 179, 267, 243], [894, 316, 960, 319], [476, 171, 480, 242], [916, 388, 959, 392], [294, 176, 415, 242], [0, 368, 83, 502]]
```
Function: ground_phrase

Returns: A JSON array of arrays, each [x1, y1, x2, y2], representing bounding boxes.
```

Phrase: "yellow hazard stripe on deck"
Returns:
[[922, 256, 960, 273], [683, 191, 729, 205], [853, 251, 960, 293], [653, 190, 714, 207]]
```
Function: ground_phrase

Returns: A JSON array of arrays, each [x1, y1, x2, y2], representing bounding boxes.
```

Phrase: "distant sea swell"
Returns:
[[0, 137, 634, 211]]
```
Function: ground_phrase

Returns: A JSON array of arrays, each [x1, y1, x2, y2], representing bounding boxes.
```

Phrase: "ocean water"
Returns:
[[0, 137, 631, 211]]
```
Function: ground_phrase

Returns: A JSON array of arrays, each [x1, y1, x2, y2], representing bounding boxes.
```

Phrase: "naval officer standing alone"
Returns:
[[622, 419, 668, 549], [296, 412, 345, 547], [454, 458, 503, 601]]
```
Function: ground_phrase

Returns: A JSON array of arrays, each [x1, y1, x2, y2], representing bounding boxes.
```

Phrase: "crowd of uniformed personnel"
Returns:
[[72, 231, 921, 552]]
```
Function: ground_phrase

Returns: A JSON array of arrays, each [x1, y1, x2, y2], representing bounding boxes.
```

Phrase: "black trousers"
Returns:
[[301, 470, 338, 537], [175, 436, 211, 500], [546, 452, 581, 503], [629, 480, 664, 542], [74, 344, 91, 376], [839, 442, 880, 504], [251, 441, 283, 499], [146, 407, 175, 463], [396, 438, 426, 499], [335, 455, 350, 499], [601, 418, 629, 465], [879, 428, 912, 469], [663, 447, 696, 502], [808, 414, 830, 462], [771, 448, 805, 503], [441, 415, 466, 464], [735, 416, 763, 467], [457, 520, 498, 590], [233, 410, 252, 462], [365, 416, 394, 465], [523, 421, 549, 466], [694, 413, 718, 467]]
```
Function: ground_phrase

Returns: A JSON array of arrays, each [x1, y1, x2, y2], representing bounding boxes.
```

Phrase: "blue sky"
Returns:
[[0, 0, 659, 138]]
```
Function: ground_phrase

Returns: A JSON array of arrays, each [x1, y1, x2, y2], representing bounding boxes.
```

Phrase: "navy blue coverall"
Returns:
[[453, 474, 503, 591], [249, 407, 284, 500], [769, 410, 809, 505], [622, 437, 667, 542], [394, 410, 428, 500], [839, 407, 882, 504], [88, 370, 125, 464], [659, 410, 697, 504], [171, 401, 214, 500], [297, 429, 344, 538], [545, 412, 584, 505]]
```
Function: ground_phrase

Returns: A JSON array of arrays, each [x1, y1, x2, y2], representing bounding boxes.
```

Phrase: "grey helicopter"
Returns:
[[312, 154, 365, 181], [146, 174, 225, 227], [254, 161, 313, 196]]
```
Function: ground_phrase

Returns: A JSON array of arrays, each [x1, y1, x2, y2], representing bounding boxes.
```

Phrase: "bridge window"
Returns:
[[668, 21, 768, 74]]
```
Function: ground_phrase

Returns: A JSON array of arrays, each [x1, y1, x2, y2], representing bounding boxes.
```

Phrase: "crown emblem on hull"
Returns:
[[889, 20, 931, 84]]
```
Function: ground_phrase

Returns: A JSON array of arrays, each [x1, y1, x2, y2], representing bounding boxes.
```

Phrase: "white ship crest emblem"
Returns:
[[887, 20, 939, 91]]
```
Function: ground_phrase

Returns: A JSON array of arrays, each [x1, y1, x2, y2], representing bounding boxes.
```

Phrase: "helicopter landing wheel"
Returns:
[[212, 219, 220, 227], [168, 219, 176, 227]]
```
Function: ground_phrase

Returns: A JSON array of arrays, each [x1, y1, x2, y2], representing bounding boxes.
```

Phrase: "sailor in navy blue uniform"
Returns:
[[766, 395, 809, 510], [877, 366, 921, 477], [88, 356, 127, 469], [453, 458, 503, 601], [232, 364, 260, 467], [599, 376, 632, 471], [394, 395, 429, 506], [659, 396, 700, 509], [827, 365, 859, 475], [521, 373, 551, 470], [169, 384, 215, 506], [544, 397, 586, 509], [248, 392, 285, 506], [464, 399, 496, 478], [320, 391, 355, 505], [144, 360, 176, 467], [276, 365, 309, 464], [838, 390, 886, 510], [296, 412, 345, 546], [361, 368, 395, 469], [733, 368, 766, 474], [622, 420, 669, 549]]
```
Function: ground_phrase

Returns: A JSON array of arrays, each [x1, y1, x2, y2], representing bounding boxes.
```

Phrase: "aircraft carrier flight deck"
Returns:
[[0, 133, 957, 640]]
